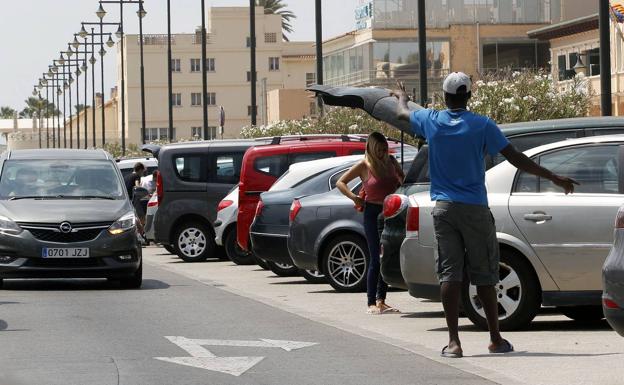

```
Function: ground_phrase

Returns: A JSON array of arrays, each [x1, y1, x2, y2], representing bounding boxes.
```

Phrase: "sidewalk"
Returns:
[[144, 247, 624, 385]]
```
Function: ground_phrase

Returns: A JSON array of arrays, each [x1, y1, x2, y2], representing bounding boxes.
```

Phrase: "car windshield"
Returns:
[[0, 159, 125, 200]]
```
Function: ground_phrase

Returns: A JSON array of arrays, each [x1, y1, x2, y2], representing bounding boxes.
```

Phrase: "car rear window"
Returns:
[[254, 155, 288, 178], [212, 153, 244, 184], [290, 152, 336, 164], [174, 155, 205, 182], [404, 146, 430, 184]]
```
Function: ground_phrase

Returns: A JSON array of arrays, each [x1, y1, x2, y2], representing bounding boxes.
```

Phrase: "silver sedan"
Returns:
[[400, 134, 624, 330]]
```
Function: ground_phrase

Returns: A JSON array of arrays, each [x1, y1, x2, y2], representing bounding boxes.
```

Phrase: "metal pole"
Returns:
[[599, 0, 612, 116], [139, 1, 147, 144], [37, 94, 42, 149], [75, 59, 80, 149], [120, 2, 126, 155], [250, 0, 257, 125], [100, 21, 106, 147], [167, 0, 174, 141], [55, 76, 59, 148], [418, 0, 427, 106], [201, 0, 209, 139], [46, 85, 50, 148], [68, 71, 73, 149], [86, 33, 91, 148], [315, 0, 324, 115], [62, 62, 67, 148]]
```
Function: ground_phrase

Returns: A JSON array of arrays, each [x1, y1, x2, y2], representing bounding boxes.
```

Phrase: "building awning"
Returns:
[[528, 13, 598, 40]]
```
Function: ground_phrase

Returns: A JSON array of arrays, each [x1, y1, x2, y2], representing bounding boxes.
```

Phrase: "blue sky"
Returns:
[[0, 0, 359, 111]]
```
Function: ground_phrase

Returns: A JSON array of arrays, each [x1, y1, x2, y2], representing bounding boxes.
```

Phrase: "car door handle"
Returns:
[[523, 213, 552, 222]]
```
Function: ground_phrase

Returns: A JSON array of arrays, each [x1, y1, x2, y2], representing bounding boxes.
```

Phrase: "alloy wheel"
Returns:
[[468, 262, 522, 320], [177, 227, 207, 258], [327, 241, 367, 289]]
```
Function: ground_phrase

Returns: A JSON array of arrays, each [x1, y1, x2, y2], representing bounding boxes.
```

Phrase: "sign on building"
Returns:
[[355, 2, 373, 30]]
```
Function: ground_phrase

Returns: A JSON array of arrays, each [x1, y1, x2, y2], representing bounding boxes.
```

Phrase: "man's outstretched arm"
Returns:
[[499, 144, 578, 194], [392, 81, 412, 122]]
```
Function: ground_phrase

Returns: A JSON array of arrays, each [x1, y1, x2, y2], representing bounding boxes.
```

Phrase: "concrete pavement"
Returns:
[[145, 246, 624, 385]]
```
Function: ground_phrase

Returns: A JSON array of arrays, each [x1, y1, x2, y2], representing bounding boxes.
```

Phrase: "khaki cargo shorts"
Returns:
[[432, 201, 499, 286]]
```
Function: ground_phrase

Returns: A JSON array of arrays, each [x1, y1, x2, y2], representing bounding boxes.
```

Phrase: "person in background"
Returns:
[[336, 132, 404, 315], [393, 72, 577, 358], [141, 170, 157, 195], [124, 162, 145, 199]]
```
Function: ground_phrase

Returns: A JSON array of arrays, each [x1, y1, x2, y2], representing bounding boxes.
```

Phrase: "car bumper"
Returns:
[[400, 238, 439, 298], [145, 213, 155, 241], [604, 306, 624, 337], [287, 234, 318, 271], [250, 232, 292, 264], [381, 233, 407, 290], [0, 230, 141, 279]]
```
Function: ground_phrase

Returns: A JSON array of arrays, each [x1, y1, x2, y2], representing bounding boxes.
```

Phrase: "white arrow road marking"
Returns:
[[155, 336, 318, 377]]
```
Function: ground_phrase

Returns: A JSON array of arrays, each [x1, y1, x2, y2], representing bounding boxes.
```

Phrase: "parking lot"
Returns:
[[144, 246, 624, 385]]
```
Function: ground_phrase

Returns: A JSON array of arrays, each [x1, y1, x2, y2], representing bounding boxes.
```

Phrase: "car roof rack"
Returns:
[[257, 134, 368, 145]]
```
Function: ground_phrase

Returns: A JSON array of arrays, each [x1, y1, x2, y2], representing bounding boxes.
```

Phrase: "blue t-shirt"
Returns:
[[409, 109, 509, 206]]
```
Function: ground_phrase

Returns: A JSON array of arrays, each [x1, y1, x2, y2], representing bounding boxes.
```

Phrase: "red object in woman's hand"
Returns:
[[354, 189, 366, 212]]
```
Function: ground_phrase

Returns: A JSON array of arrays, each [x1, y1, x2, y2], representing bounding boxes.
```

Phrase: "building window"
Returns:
[[206, 92, 216, 106], [208, 126, 217, 139], [191, 93, 202, 106], [144, 127, 176, 142], [264, 32, 277, 43], [481, 41, 549, 73], [306, 72, 316, 86], [269, 57, 280, 71], [190, 58, 201, 72], [246, 71, 258, 82], [171, 93, 182, 107], [171, 59, 181, 73], [191, 127, 202, 139], [205, 58, 215, 72]]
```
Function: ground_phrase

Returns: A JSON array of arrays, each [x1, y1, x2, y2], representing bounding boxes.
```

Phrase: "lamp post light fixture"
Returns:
[[98, 0, 147, 155], [573, 54, 587, 76]]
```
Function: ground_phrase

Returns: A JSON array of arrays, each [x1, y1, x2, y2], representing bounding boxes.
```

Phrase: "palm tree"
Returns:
[[0, 106, 17, 119], [256, 0, 295, 41], [18, 97, 58, 118]]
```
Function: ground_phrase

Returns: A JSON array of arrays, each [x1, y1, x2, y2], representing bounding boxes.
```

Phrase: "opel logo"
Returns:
[[59, 222, 72, 234]]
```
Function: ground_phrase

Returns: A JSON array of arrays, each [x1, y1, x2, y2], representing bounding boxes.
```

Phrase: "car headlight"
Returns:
[[108, 212, 136, 235], [0, 215, 22, 235]]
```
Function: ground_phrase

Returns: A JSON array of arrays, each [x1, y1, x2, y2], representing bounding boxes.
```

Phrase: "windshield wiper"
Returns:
[[80, 195, 116, 200], [8, 196, 52, 201]]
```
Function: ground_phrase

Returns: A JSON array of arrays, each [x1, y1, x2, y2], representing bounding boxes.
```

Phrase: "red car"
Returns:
[[237, 135, 369, 255]]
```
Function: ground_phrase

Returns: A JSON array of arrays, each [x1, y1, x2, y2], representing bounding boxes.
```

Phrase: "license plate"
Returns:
[[42, 248, 90, 258]]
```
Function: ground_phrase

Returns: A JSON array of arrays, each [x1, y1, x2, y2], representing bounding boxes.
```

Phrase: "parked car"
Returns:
[[237, 135, 371, 254], [214, 185, 253, 264], [400, 134, 624, 330], [0, 149, 142, 288], [287, 150, 416, 292], [251, 155, 365, 281], [142, 139, 269, 262], [603, 205, 624, 337], [116, 156, 158, 180]]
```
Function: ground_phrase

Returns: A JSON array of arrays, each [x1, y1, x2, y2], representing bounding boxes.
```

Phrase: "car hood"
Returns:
[[306, 85, 424, 134], [0, 199, 131, 223]]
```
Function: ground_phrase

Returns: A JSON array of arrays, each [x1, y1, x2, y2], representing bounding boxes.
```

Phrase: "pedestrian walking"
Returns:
[[393, 72, 578, 357], [124, 162, 145, 199], [336, 132, 405, 315]]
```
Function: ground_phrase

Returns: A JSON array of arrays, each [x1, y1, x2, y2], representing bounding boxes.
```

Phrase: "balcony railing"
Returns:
[[140, 34, 175, 46]]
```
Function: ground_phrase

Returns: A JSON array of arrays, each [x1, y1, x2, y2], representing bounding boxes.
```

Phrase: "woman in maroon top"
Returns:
[[337, 132, 404, 314]]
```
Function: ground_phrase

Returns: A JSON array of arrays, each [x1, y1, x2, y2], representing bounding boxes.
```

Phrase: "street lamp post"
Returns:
[[65, 46, 81, 149], [32, 87, 42, 149], [167, 0, 173, 141], [99, 0, 147, 155], [201, 0, 209, 140], [38, 78, 50, 148], [82, 21, 117, 147], [249, 0, 257, 126], [314, 0, 323, 116]]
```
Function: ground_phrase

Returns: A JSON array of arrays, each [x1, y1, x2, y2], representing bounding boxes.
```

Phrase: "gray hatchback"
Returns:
[[0, 149, 142, 288]]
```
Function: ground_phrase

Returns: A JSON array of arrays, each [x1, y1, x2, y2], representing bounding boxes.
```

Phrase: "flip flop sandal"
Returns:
[[441, 346, 463, 358], [381, 306, 400, 314], [366, 306, 381, 315], [489, 339, 514, 354]]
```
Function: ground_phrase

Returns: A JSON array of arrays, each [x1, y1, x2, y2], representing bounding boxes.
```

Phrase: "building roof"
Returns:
[[527, 13, 598, 40]]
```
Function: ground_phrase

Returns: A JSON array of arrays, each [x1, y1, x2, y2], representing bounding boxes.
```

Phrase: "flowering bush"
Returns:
[[433, 70, 593, 123], [240, 107, 421, 146]]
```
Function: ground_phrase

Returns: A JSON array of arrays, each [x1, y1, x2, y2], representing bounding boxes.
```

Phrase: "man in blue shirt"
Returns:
[[394, 72, 577, 358]]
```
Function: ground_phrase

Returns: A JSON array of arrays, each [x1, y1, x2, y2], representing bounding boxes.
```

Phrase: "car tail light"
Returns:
[[255, 200, 264, 218], [289, 199, 302, 222], [147, 194, 158, 208], [218, 200, 233, 212], [615, 207, 624, 228], [604, 297, 620, 309], [383, 194, 407, 218], [406, 203, 419, 236], [156, 170, 163, 202]]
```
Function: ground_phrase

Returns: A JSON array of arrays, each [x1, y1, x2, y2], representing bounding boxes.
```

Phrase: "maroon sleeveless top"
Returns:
[[363, 162, 400, 203]]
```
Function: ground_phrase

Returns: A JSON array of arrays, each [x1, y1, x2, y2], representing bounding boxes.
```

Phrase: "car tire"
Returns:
[[163, 244, 176, 254], [461, 250, 541, 331], [254, 255, 270, 270], [558, 306, 604, 322], [173, 221, 215, 262], [224, 230, 254, 265], [266, 261, 300, 277], [0, 278, 3, 289], [120, 263, 142, 289], [299, 269, 326, 284], [322, 234, 369, 293]]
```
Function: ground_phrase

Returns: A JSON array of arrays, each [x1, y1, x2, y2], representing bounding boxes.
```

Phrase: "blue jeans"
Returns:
[[364, 203, 388, 306]]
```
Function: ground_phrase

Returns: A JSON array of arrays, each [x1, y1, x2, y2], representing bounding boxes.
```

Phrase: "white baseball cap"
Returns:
[[443, 72, 472, 95]]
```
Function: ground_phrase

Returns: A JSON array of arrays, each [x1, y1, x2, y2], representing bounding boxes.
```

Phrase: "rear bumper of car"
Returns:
[[0, 229, 141, 279], [604, 306, 624, 337], [381, 232, 407, 290], [250, 232, 292, 264], [400, 238, 438, 298]]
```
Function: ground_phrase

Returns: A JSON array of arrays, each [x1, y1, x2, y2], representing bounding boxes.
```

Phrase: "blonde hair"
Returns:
[[365, 132, 390, 178]]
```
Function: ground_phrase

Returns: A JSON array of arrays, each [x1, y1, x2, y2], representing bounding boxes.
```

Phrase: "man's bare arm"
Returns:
[[500, 144, 578, 194]]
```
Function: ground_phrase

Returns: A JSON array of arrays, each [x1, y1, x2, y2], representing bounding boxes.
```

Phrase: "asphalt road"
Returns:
[[0, 260, 495, 385]]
